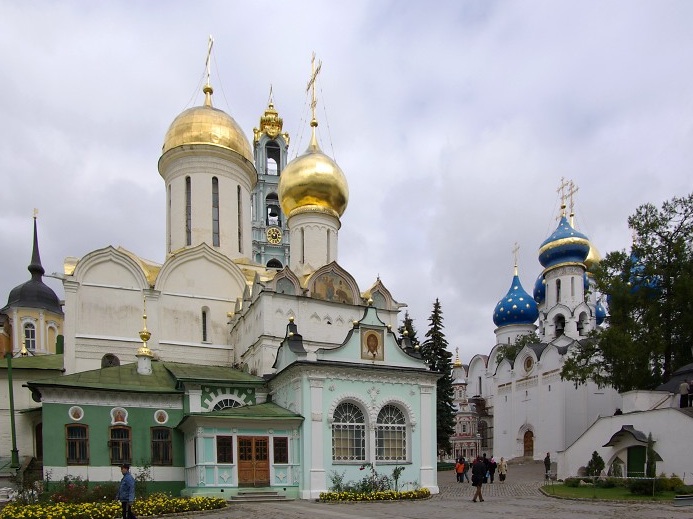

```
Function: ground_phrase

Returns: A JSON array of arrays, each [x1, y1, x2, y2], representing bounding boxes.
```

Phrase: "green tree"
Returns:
[[495, 332, 541, 366], [561, 193, 693, 391], [398, 310, 420, 346], [421, 299, 455, 454], [645, 433, 656, 478], [586, 451, 605, 477]]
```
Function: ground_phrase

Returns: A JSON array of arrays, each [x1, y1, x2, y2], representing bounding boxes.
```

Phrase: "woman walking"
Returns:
[[498, 457, 508, 483]]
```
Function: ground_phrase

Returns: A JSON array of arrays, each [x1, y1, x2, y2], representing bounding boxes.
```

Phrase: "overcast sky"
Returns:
[[1, 1, 692, 361]]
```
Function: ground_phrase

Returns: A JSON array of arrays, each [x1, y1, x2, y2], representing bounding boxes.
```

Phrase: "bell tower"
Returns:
[[251, 89, 291, 269]]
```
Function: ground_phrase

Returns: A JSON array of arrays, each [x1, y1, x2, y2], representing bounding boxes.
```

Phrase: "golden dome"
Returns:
[[162, 85, 253, 163], [584, 242, 602, 272], [279, 128, 348, 218]]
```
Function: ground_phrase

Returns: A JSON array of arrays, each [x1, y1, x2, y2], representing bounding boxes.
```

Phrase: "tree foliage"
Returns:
[[561, 193, 693, 391], [586, 451, 605, 477], [421, 298, 455, 454], [495, 332, 540, 366], [398, 310, 420, 346]]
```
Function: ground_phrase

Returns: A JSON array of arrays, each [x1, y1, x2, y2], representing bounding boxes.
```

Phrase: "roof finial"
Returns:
[[556, 177, 569, 217], [567, 180, 579, 226], [29, 210, 45, 280], [306, 52, 322, 147], [512, 242, 520, 276], [268, 84, 274, 107], [203, 35, 215, 107], [138, 294, 153, 357]]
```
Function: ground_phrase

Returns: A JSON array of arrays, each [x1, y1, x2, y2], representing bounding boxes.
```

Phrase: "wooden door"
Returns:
[[238, 436, 270, 487], [523, 431, 534, 457]]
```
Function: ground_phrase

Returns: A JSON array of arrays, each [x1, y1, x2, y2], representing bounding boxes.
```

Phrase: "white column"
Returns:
[[308, 376, 326, 498]]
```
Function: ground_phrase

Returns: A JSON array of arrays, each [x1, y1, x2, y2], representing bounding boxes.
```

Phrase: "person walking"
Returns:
[[471, 456, 485, 502], [462, 456, 470, 482], [498, 457, 508, 483], [455, 458, 464, 482], [544, 452, 551, 480], [489, 456, 497, 483], [117, 463, 137, 519]]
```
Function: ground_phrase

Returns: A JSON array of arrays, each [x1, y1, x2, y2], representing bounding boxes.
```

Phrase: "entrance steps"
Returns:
[[228, 490, 293, 503]]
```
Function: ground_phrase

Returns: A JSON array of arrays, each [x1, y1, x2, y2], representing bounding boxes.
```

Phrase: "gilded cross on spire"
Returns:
[[203, 35, 215, 107], [512, 242, 520, 275], [567, 180, 579, 225], [557, 177, 570, 216], [306, 52, 322, 128]]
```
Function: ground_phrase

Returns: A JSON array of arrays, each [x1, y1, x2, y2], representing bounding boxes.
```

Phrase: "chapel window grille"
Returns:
[[109, 426, 131, 465], [273, 437, 289, 464], [24, 322, 36, 351], [216, 436, 233, 463], [213, 398, 242, 411], [151, 427, 173, 466], [212, 177, 220, 247], [331, 402, 365, 462], [375, 405, 407, 461]]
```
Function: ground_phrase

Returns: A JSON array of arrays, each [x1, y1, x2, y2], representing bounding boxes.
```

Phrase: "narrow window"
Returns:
[[151, 427, 173, 466], [273, 437, 289, 464], [478, 376, 482, 395], [202, 309, 208, 342], [185, 176, 192, 246], [109, 426, 132, 465], [237, 186, 242, 253], [212, 177, 220, 247], [571, 277, 575, 298], [332, 402, 365, 462], [167, 185, 172, 253], [556, 279, 561, 303], [66, 424, 89, 465], [301, 228, 305, 263], [217, 436, 234, 463], [24, 323, 36, 351]]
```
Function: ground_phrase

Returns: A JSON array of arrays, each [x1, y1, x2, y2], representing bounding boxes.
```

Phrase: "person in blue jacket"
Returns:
[[116, 464, 137, 519]]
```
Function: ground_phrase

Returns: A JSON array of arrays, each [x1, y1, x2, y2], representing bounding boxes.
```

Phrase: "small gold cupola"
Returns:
[[136, 296, 154, 375]]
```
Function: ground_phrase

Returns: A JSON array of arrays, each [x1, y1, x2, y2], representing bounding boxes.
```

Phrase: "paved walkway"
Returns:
[[179, 461, 688, 519]]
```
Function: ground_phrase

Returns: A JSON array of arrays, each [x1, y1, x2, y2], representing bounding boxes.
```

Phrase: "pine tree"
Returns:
[[421, 298, 455, 455], [397, 311, 420, 346]]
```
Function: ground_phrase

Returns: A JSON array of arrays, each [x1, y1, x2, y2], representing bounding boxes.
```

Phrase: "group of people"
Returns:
[[679, 379, 693, 408], [455, 453, 508, 502]]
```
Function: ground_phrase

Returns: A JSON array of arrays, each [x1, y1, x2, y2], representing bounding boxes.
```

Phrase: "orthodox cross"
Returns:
[[556, 177, 570, 216], [205, 35, 214, 86], [306, 52, 322, 124], [567, 180, 579, 215], [512, 242, 520, 266]]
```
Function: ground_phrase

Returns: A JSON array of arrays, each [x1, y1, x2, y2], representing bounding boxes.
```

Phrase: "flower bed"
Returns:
[[0, 493, 226, 519], [319, 488, 431, 502]]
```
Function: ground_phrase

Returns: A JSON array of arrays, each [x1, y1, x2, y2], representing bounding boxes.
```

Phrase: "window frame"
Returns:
[[151, 427, 173, 466], [109, 425, 132, 465], [331, 402, 366, 463], [375, 404, 407, 462], [23, 322, 36, 351], [66, 424, 89, 465], [273, 437, 289, 464], [216, 435, 234, 464]]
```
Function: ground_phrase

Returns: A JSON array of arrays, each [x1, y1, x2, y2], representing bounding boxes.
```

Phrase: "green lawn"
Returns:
[[541, 483, 678, 502]]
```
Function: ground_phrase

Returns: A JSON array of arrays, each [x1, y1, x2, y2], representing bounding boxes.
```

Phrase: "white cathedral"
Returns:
[[1, 59, 440, 499]]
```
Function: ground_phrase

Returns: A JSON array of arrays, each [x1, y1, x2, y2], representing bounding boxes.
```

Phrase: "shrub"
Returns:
[[595, 477, 618, 488], [586, 451, 605, 477], [564, 477, 581, 487], [628, 477, 664, 495]]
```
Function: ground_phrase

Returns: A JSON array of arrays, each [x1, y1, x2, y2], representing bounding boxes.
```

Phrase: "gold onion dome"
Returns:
[[162, 85, 253, 163], [278, 127, 349, 218], [584, 242, 602, 272]]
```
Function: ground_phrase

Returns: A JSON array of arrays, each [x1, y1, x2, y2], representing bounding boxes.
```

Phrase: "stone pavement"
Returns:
[[184, 461, 688, 519]]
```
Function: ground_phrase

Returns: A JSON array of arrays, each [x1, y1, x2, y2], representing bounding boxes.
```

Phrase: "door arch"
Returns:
[[523, 430, 534, 457]]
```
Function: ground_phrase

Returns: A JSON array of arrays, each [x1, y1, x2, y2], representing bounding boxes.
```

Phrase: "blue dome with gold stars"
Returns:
[[533, 274, 546, 304], [595, 299, 607, 325], [538, 215, 590, 269], [493, 271, 539, 327]]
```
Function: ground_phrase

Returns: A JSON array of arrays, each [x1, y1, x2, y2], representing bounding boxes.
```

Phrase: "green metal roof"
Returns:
[[0, 353, 64, 371], [185, 402, 304, 421], [26, 361, 179, 394], [163, 362, 265, 389]]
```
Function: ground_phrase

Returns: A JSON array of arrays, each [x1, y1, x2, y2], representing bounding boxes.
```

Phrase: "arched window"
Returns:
[[24, 322, 36, 351], [202, 308, 209, 342], [376, 405, 407, 461], [554, 314, 566, 337], [265, 193, 280, 226], [267, 259, 283, 269], [185, 176, 192, 246], [237, 186, 243, 253], [213, 398, 242, 411], [212, 177, 220, 247], [332, 402, 365, 461], [265, 141, 281, 175], [101, 354, 120, 368]]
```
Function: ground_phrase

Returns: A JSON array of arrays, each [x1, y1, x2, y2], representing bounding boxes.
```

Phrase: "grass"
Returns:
[[541, 483, 678, 502]]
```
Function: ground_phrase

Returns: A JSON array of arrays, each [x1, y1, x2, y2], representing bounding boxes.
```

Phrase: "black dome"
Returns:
[[1, 218, 62, 316]]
